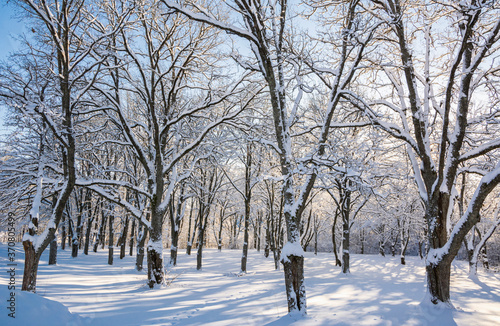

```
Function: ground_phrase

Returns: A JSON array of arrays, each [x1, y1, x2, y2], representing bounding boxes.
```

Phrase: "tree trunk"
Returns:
[[136, 224, 148, 271], [129, 218, 136, 256], [332, 210, 342, 266], [426, 258, 452, 305], [196, 213, 208, 271], [196, 235, 204, 270], [400, 233, 409, 265], [83, 216, 93, 255], [94, 213, 106, 252], [241, 212, 249, 273], [264, 218, 270, 258], [169, 188, 185, 266], [482, 246, 489, 269], [314, 229, 318, 256], [186, 199, 195, 255], [61, 218, 67, 250], [48, 234, 57, 265], [72, 211, 82, 257], [147, 239, 164, 288], [217, 216, 223, 251], [379, 240, 385, 257], [120, 217, 129, 259], [170, 224, 179, 266], [22, 241, 40, 292], [257, 212, 262, 252], [282, 255, 306, 313], [341, 217, 350, 274], [147, 203, 165, 288], [360, 228, 365, 254], [108, 214, 114, 265], [100, 215, 107, 250]]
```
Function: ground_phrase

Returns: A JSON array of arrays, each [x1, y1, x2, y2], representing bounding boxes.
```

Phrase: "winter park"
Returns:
[[1, 0, 500, 325]]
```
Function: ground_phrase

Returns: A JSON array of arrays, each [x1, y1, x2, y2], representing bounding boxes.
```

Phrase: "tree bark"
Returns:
[[147, 205, 165, 288], [332, 208, 342, 266], [22, 241, 40, 292], [426, 258, 452, 304], [61, 217, 67, 250], [147, 240, 164, 288], [48, 234, 57, 265], [83, 215, 94, 255], [282, 255, 306, 312], [129, 218, 136, 256], [108, 214, 114, 265], [94, 213, 106, 252], [186, 199, 195, 255], [196, 211, 208, 271], [136, 224, 148, 271], [120, 217, 129, 259]]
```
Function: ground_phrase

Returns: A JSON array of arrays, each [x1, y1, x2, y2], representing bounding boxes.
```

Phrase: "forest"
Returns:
[[0, 0, 499, 320]]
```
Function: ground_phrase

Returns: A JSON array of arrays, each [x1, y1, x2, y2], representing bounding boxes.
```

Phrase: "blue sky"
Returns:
[[0, 2, 24, 60], [0, 1, 25, 135]]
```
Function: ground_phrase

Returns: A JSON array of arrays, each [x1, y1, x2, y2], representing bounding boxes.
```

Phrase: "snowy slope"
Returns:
[[0, 244, 499, 325], [0, 282, 87, 326]]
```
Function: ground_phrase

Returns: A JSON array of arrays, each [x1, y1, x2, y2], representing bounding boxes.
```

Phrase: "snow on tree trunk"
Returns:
[[147, 238, 164, 288], [281, 241, 306, 313], [241, 213, 249, 273], [136, 225, 148, 271], [341, 184, 351, 274], [170, 227, 179, 266], [342, 228, 350, 274], [332, 209, 342, 267]]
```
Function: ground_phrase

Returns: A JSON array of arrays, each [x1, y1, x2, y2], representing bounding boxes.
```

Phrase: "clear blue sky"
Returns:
[[0, 1, 25, 135]]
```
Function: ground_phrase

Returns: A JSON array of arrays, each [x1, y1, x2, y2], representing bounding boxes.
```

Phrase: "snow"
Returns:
[[0, 286, 87, 325], [281, 241, 305, 262], [1, 245, 499, 325]]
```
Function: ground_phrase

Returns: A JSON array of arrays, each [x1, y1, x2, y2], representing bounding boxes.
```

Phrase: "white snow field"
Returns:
[[1, 244, 499, 325]]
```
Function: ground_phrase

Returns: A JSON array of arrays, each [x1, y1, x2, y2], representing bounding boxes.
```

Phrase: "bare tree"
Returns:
[[163, 0, 377, 313], [356, 0, 500, 305], [0, 0, 115, 292]]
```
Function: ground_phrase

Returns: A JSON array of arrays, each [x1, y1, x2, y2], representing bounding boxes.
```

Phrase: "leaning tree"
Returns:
[[355, 0, 500, 305]]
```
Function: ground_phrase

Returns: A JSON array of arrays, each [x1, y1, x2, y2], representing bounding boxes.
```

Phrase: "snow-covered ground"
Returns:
[[1, 244, 499, 325]]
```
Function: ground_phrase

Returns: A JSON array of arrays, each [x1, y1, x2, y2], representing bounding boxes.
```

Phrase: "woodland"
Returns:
[[0, 0, 500, 317]]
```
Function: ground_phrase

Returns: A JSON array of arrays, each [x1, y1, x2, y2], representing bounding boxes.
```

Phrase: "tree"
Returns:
[[223, 142, 260, 273], [356, 0, 500, 305], [84, 0, 255, 287], [0, 0, 112, 292], [164, 0, 377, 313], [190, 158, 224, 270]]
